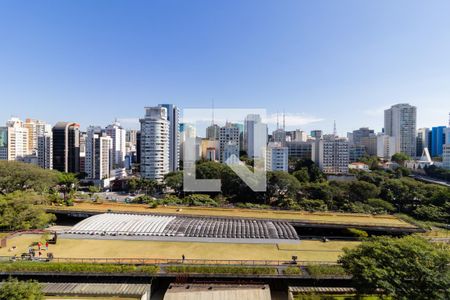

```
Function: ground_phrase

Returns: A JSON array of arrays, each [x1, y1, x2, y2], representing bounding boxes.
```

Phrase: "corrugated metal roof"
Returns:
[[41, 282, 150, 296]]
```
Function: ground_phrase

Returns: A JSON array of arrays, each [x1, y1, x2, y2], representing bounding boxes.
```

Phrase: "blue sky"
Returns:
[[1, 0, 450, 135]]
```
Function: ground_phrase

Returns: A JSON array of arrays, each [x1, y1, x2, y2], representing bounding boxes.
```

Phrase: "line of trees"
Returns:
[[160, 159, 449, 224]]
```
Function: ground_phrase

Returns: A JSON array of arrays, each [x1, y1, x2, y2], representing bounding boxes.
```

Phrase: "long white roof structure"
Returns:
[[66, 213, 299, 240]]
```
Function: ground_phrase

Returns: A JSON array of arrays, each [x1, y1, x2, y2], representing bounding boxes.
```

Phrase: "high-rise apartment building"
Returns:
[[140, 107, 170, 181], [105, 120, 126, 168], [2, 118, 30, 161], [430, 126, 447, 157], [293, 130, 308, 142], [266, 142, 288, 172], [349, 145, 367, 163], [443, 127, 450, 170], [219, 123, 240, 163], [125, 129, 138, 153], [52, 122, 80, 173], [244, 114, 267, 158], [377, 134, 397, 160], [351, 127, 375, 145], [443, 144, 450, 170], [37, 130, 53, 169], [158, 104, 180, 172], [180, 123, 198, 162], [318, 135, 349, 174], [0, 127, 7, 160], [272, 128, 286, 146], [286, 141, 314, 160], [416, 128, 430, 157], [85, 126, 112, 181], [384, 103, 417, 157], [206, 124, 220, 140], [23, 118, 51, 155]]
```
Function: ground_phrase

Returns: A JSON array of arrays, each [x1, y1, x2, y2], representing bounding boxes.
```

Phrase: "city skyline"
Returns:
[[2, 1, 450, 134]]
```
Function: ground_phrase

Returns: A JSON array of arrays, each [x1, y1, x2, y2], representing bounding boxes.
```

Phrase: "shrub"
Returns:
[[367, 198, 396, 213], [160, 195, 183, 205], [298, 199, 327, 211], [183, 194, 218, 207], [346, 228, 369, 238], [0, 262, 159, 275], [283, 266, 304, 275], [165, 265, 276, 275], [306, 264, 348, 277], [235, 203, 271, 209]]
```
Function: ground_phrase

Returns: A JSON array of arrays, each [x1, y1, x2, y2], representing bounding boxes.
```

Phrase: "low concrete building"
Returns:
[[164, 284, 271, 300]]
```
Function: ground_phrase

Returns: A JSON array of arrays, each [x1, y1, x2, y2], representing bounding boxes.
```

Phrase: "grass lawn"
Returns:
[[45, 201, 414, 228], [0, 234, 359, 262]]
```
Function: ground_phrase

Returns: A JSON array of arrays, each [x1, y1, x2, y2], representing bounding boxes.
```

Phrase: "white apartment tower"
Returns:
[[85, 126, 113, 180], [140, 107, 170, 181], [2, 118, 30, 161], [159, 104, 180, 172], [318, 135, 349, 174], [244, 114, 267, 158], [377, 134, 397, 160], [384, 103, 417, 157], [266, 142, 288, 172], [105, 120, 126, 168]]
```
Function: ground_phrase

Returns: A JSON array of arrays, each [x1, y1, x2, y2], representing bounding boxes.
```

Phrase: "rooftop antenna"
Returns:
[[333, 120, 337, 136], [276, 111, 279, 130]]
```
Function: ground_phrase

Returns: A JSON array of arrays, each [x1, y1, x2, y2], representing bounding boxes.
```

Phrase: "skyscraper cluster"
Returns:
[[2, 102, 450, 187]]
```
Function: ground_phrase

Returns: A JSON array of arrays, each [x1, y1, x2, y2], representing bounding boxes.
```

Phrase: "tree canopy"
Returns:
[[391, 152, 412, 165], [0, 278, 43, 300], [339, 236, 450, 300], [0, 191, 55, 230], [0, 161, 59, 194]]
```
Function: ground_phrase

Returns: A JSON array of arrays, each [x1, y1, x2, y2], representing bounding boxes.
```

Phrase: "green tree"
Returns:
[[0, 191, 55, 230], [0, 278, 43, 300], [293, 168, 310, 183], [266, 171, 301, 204], [348, 181, 380, 202], [164, 171, 184, 195], [359, 155, 380, 170], [291, 158, 324, 182], [391, 152, 412, 165], [57, 173, 79, 204], [88, 185, 100, 196], [339, 236, 450, 300], [139, 179, 159, 196], [0, 161, 59, 194], [367, 198, 396, 213], [127, 177, 139, 193]]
